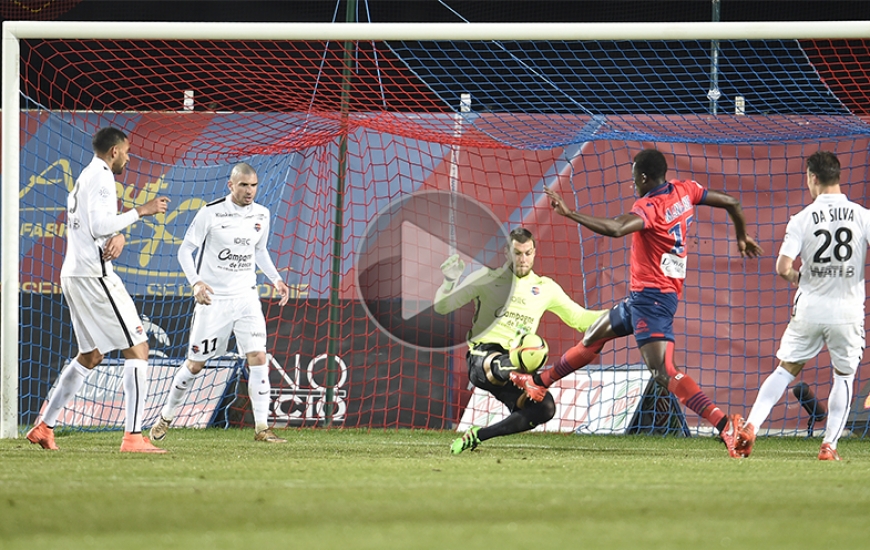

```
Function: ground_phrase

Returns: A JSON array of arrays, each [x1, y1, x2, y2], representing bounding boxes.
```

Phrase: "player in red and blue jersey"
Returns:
[[511, 149, 763, 458]]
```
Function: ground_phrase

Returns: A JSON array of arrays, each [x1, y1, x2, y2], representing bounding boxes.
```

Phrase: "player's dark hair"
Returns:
[[509, 227, 535, 246], [92, 127, 128, 155], [806, 151, 840, 186], [633, 149, 668, 181]]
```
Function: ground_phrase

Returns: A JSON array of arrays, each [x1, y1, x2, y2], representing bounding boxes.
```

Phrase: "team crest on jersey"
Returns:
[[531, 286, 540, 295], [254, 223, 262, 232], [135, 326, 144, 335], [191, 344, 200, 354]]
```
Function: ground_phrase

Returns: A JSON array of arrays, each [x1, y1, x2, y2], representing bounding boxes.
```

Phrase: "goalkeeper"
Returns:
[[435, 227, 605, 454]]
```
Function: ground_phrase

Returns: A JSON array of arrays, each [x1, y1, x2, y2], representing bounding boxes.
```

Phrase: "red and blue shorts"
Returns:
[[609, 289, 679, 347]]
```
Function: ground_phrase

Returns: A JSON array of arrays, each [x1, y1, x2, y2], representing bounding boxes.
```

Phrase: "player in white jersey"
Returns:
[[149, 162, 291, 443], [26, 127, 170, 453], [736, 151, 870, 460], [436, 228, 605, 454]]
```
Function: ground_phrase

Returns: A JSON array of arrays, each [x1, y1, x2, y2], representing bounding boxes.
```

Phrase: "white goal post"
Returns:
[[2, 20, 869, 438]]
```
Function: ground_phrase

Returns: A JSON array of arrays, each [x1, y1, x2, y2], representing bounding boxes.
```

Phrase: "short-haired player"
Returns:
[[737, 151, 870, 460], [149, 162, 290, 443], [26, 127, 170, 453]]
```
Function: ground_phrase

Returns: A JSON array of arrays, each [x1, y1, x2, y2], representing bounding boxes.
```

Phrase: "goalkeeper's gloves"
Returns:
[[440, 254, 465, 285]]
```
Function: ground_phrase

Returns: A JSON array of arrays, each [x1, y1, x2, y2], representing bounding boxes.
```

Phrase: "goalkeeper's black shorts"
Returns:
[[466, 343, 528, 411]]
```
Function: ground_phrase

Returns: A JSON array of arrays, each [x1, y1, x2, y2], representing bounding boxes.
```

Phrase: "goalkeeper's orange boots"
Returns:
[[26, 421, 59, 450], [509, 371, 547, 402]]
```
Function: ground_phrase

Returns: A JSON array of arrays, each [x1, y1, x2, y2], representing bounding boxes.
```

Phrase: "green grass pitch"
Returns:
[[2, 428, 869, 549]]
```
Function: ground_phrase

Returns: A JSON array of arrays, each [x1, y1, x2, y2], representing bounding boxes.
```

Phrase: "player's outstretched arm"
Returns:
[[91, 194, 168, 238], [701, 190, 763, 258], [434, 255, 484, 315], [544, 187, 642, 238], [439, 254, 465, 289], [135, 196, 170, 217], [546, 282, 608, 333]]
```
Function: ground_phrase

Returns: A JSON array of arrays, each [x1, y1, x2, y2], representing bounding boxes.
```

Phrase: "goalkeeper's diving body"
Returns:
[[511, 149, 763, 458], [435, 227, 605, 454]]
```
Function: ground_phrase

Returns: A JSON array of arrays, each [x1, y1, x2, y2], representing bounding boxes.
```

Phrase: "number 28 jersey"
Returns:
[[780, 193, 870, 323]]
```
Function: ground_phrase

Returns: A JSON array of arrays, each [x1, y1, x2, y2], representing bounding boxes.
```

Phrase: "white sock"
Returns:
[[42, 358, 90, 427], [746, 366, 796, 433], [823, 372, 855, 448], [123, 359, 149, 433], [247, 364, 271, 433], [161, 361, 199, 421]]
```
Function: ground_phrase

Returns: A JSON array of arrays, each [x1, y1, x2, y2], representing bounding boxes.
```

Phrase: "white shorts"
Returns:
[[187, 293, 267, 361], [776, 318, 865, 375], [61, 273, 147, 354]]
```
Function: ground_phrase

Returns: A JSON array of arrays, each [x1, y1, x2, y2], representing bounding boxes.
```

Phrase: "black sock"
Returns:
[[479, 412, 533, 441]]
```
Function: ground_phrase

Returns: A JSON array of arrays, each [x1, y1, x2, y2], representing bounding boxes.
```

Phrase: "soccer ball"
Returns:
[[509, 333, 549, 373]]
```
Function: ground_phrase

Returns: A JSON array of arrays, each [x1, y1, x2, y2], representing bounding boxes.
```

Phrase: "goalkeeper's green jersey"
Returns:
[[434, 264, 604, 349]]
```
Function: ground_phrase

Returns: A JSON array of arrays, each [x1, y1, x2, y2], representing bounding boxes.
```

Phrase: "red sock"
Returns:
[[540, 339, 607, 387], [667, 373, 725, 428]]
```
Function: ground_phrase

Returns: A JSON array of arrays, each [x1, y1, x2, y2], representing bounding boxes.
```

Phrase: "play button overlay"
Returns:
[[356, 190, 512, 351]]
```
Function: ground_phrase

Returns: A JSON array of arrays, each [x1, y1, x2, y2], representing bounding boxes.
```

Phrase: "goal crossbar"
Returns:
[[4, 20, 870, 40]]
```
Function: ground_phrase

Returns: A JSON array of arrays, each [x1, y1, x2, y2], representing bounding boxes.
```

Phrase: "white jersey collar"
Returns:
[[813, 193, 846, 204]]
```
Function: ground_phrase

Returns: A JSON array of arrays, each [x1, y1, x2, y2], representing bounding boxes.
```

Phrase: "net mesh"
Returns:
[[13, 31, 870, 436]]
